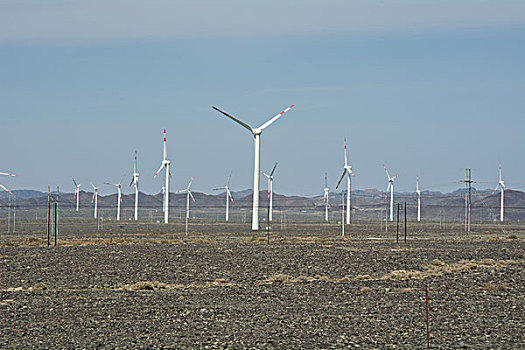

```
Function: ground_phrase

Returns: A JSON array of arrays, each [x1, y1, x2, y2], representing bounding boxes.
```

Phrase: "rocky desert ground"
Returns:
[[1, 222, 524, 349]]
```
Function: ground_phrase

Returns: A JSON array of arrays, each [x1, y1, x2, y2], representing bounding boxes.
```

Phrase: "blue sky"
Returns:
[[1, 0, 524, 196]]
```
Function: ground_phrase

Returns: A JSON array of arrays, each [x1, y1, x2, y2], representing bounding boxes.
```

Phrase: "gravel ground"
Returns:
[[0, 226, 524, 349]]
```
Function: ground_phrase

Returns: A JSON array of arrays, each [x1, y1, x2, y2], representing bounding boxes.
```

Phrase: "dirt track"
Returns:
[[1, 225, 524, 349]]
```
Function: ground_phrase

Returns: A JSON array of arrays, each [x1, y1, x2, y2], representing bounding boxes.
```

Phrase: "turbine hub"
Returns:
[[253, 129, 262, 135]]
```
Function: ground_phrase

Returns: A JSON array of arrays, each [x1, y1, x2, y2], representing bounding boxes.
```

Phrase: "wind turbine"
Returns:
[[91, 184, 100, 219], [130, 151, 140, 221], [416, 176, 421, 222], [335, 138, 355, 224], [213, 173, 234, 222], [105, 180, 122, 221], [154, 129, 171, 224], [72, 178, 81, 212], [177, 178, 195, 219], [0, 172, 17, 197], [212, 105, 294, 230], [493, 162, 507, 222], [383, 165, 398, 222], [323, 173, 329, 222], [262, 162, 278, 222]]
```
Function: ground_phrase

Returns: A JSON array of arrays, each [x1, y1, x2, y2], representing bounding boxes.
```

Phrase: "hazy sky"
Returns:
[[1, 0, 524, 196]]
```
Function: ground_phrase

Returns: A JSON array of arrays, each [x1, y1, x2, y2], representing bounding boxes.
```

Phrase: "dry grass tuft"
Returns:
[[267, 274, 293, 283], [486, 237, 499, 242], [507, 234, 518, 239], [360, 286, 372, 293], [354, 274, 372, 281], [119, 279, 237, 291]]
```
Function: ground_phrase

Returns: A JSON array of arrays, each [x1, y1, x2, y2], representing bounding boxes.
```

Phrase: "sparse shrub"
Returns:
[[486, 237, 499, 242], [430, 259, 446, 267], [354, 274, 371, 280], [360, 287, 371, 293], [267, 274, 292, 283], [32, 282, 47, 291], [128, 281, 168, 291], [507, 234, 518, 239], [497, 284, 509, 292]]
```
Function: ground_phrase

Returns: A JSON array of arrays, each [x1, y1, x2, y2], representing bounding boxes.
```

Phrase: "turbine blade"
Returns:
[[344, 138, 348, 166], [212, 106, 253, 132], [0, 183, 14, 196], [335, 170, 347, 189], [227, 189, 234, 202], [153, 164, 165, 179], [227, 171, 232, 186], [72, 178, 78, 186], [188, 190, 195, 202], [0, 172, 17, 177], [163, 129, 167, 161], [187, 177, 193, 190], [383, 165, 390, 179], [270, 162, 278, 177], [258, 105, 294, 130], [261, 172, 270, 179]]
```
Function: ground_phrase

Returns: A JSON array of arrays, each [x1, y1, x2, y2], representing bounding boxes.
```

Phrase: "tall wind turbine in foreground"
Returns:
[[323, 173, 329, 222], [177, 178, 195, 220], [213, 173, 234, 222], [154, 129, 171, 223], [130, 151, 140, 221], [72, 178, 81, 212], [0, 172, 17, 196], [105, 181, 122, 221], [91, 184, 100, 219], [416, 176, 421, 222], [493, 162, 507, 222], [384, 165, 398, 222], [262, 163, 278, 222], [335, 138, 355, 224], [212, 105, 294, 230]]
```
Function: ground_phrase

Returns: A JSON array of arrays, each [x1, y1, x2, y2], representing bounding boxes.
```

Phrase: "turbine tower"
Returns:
[[130, 151, 140, 221], [323, 173, 329, 222], [416, 176, 421, 222], [262, 163, 278, 222], [335, 138, 355, 224], [91, 184, 100, 219], [105, 181, 122, 221], [213, 173, 234, 222], [384, 165, 398, 222], [72, 178, 81, 212], [212, 105, 294, 230], [177, 178, 195, 220], [0, 172, 17, 196], [493, 162, 507, 222], [154, 129, 171, 223]]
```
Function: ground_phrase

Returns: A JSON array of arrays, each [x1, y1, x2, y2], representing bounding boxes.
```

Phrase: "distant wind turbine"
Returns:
[[213, 173, 234, 222], [72, 178, 81, 212], [105, 180, 122, 221], [262, 162, 278, 222], [416, 176, 421, 222], [91, 184, 100, 219], [0, 172, 17, 197], [323, 173, 329, 222], [130, 151, 140, 221], [154, 129, 171, 223], [384, 165, 398, 222], [212, 105, 294, 230], [335, 138, 355, 224], [493, 162, 507, 222]]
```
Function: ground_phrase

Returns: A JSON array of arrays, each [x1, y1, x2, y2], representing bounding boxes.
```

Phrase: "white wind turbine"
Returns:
[[105, 180, 122, 221], [91, 184, 100, 219], [493, 162, 507, 222], [384, 165, 398, 222], [335, 138, 355, 224], [72, 178, 81, 212], [416, 176, 421, 222], [154, 129, 171, 224], [262, 162, 278, 222], [0, 172, 17, 197], [213, 173, 234, 222], [177, 178, 195, 220], [323, 173, 329, 222], [212, 105, 294, 230], [130, 151, 140, 221]]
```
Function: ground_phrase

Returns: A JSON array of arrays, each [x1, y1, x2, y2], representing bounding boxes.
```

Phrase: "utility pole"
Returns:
[[460, 168, 475, 232]]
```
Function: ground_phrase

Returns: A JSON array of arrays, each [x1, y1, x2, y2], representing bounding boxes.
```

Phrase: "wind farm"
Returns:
[[1, 1, 524, 349]]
